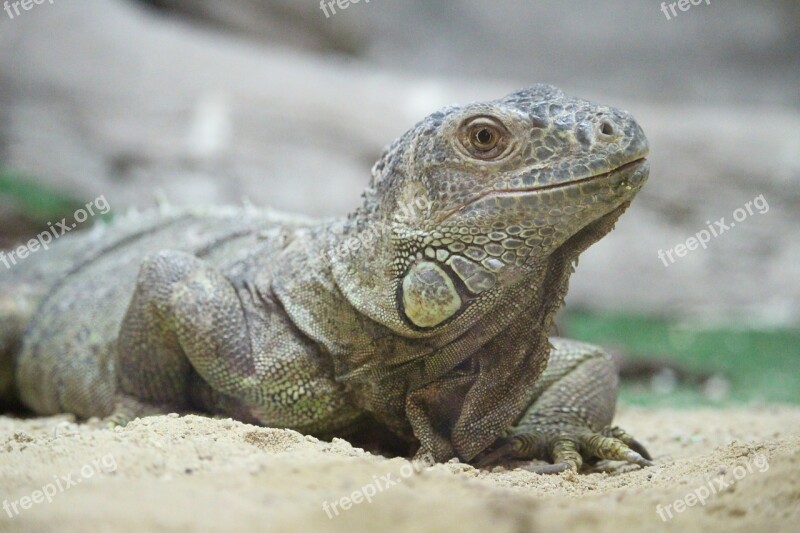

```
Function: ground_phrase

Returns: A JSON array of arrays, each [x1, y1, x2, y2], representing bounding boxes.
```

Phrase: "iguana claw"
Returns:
[[476, 425, 653, 473]]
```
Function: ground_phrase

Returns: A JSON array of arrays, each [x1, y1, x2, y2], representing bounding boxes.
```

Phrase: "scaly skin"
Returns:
[[0, 85, 651, 471]]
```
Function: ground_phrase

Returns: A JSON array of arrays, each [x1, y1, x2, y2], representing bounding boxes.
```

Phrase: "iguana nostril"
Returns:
[[598, 119, 618, 139]]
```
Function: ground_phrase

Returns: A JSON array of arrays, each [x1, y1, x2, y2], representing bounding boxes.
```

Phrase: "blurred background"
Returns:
[[1, 0, 798, 406]]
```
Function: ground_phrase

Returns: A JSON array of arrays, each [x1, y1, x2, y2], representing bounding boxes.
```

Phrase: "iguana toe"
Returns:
[[476, 425, 654, 473], [102, 397, 168, 428], [601, 425, 653, 461], [103, 413, 130, 429]]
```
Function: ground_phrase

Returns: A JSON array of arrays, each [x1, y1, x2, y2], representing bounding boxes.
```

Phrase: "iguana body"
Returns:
[[0, 86, 651, 470]]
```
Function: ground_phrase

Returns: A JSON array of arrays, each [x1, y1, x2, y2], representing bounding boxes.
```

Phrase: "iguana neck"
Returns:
[[273, 197, 629, 393]]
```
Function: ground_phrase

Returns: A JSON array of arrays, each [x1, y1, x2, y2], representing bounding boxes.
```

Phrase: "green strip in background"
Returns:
[[0, 169, 112, 222], [564, 311, 799, 407]]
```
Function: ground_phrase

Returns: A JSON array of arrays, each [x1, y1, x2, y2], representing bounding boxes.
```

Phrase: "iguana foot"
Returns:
[[476, 424, 653, 473], [103, 396, 169, 428], [474, 339, 654, 473]]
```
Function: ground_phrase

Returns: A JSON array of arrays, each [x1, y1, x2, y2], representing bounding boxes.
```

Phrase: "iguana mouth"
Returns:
[[502, 157, 649, 195], [440, 157, 648, 223]]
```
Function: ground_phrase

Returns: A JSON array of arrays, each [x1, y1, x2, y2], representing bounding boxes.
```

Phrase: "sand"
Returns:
[[1, 405, 799, 532]]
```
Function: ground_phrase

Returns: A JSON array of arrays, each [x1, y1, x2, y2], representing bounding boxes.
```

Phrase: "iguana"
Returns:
[[0, 85, 652, 472]]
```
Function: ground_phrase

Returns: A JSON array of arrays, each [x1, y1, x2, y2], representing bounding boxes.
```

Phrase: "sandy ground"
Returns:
[[1, 405, 799, 532]]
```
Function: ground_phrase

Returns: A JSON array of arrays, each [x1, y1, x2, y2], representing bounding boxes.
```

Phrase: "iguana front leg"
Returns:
[[477, 338, 653, 473], [115, 251, 200, 415], [113, 249, 247, 421], [116, 250, 359, 431]]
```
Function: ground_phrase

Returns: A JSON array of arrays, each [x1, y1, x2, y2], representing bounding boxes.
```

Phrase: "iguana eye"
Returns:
[[458, 116, 510, 160], [471, 127, 497, 150]]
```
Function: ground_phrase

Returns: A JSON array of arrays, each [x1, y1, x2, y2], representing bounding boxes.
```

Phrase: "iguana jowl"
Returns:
[[0, 85, 652, 471]]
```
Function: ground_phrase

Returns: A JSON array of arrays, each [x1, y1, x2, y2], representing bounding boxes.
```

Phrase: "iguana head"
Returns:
[[343, 85, 648, 334], [321, 85, 649, 460]]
